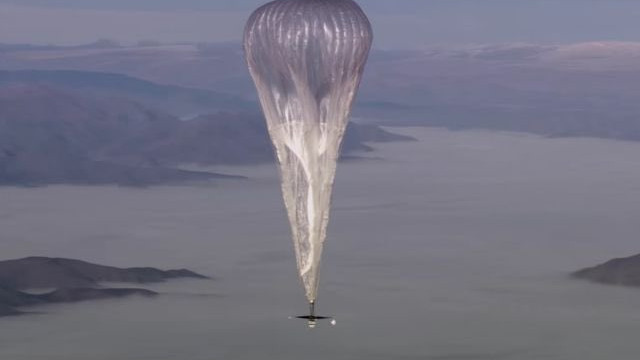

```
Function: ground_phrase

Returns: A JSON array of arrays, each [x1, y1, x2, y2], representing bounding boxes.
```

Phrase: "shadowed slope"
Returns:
[[573, 253, 640, 287], [0, 257, 209, 317], [0, 257, 208, 290]]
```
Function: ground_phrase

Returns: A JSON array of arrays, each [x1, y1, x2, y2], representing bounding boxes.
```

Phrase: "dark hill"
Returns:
[[0, 303, 21, 316], [0, 257, 208, 317], [572, 253, 640, 287], [0, 70, 254, 117], [0, 85, 240, 186], [0, 286, 157, 317], [38, 288, 157, 303], [0, 257, 208, 290], [0, 85, 413, 186], [0, 285, 44, 307]]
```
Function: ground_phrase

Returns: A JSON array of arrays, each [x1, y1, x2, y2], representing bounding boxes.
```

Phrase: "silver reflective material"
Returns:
[[244, 0, 372, 302]]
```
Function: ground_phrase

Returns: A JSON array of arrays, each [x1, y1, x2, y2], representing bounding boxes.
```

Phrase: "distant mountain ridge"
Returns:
[[0, 85, 241, 186], [0, 69, 255, 117], [4, 42, 640, 143], [0, 257, 209, 317], [0, 83, 413, 186]]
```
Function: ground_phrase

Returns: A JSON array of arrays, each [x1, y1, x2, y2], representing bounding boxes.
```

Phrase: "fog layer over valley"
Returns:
[[1, 129, 640, 360]]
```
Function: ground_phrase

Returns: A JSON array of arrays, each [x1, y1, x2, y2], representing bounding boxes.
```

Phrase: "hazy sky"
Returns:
[[2, 0, 640, 48]]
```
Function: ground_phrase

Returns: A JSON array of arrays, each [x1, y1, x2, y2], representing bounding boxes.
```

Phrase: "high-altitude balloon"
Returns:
[[244, 0, 373, 304]]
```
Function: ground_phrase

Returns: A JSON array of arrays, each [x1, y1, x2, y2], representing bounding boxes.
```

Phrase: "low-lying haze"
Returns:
[[1, 129, 640, 359]]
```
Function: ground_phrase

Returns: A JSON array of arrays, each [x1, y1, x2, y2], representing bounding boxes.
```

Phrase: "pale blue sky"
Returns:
[[1, 0, 640, 48]]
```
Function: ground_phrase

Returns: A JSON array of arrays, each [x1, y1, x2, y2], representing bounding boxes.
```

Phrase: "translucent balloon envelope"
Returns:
[[244, 0, 373, 303]]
